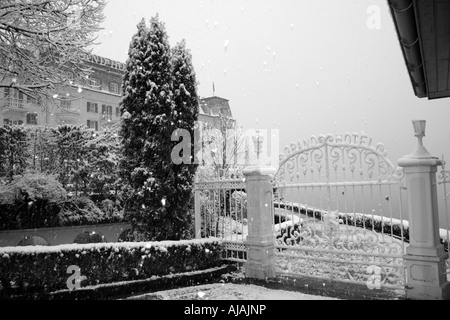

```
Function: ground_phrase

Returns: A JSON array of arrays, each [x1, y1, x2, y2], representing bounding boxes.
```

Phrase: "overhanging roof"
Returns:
[[388, 0, 450, 99]]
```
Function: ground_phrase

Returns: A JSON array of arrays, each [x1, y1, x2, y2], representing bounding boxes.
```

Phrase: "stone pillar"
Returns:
[[243, 165, 276, 280], [398, 120, 450, 300]]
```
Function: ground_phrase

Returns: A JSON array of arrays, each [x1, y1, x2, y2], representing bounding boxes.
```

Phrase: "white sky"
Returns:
[[92, 0, 450, 167]]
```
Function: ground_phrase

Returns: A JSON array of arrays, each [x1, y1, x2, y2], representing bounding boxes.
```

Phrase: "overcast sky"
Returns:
[[92, 0, 450, 167]]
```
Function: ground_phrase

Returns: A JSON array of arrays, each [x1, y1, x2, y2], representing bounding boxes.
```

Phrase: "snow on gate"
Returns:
[[272, 133, 408, 290], [437, 157, 450, 279], [194, 179, 248, 263]]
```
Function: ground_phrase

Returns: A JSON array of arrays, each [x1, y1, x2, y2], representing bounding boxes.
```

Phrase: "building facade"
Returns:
[[0, 54, 233, 131], [0, 54, 124, 130], [198, 96, 233, 129]]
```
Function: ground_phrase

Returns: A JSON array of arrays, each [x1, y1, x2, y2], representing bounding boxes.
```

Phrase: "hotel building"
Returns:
[[0, 54, 233, 130]]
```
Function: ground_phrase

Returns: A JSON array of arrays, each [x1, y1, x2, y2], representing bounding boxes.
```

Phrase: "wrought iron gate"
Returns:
[[272, 133, 407, 290]]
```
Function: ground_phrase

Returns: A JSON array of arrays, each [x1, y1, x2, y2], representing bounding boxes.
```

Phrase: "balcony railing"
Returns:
[[55, 107, 81, 124], [0, 97, 36, 112], [56, 106, 81, 116]]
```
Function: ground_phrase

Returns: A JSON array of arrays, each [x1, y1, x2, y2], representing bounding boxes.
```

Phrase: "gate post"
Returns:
[[398, 120, 450, 300], [243, 165, 276, 280]]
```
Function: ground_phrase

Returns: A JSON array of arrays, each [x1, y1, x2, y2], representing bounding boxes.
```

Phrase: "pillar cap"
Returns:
[[398, 155, 442, 167], [243, 165, 276, 177]]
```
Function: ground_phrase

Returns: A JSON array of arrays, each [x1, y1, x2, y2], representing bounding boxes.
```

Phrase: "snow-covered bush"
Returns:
[[0, 124, 123, 201], [0, 125, 29, 181], [0, 173, 67, 230], [0, 239, 222, 296], [230, 191, 247, 219], [58, 196, 124, 226], [84, 127, 122, 199], [0, 175, 125, 230]]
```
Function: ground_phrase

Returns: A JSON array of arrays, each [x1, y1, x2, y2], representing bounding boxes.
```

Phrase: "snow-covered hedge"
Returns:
[[0, 238, 222, 296], [0, 124, 122, 198], [274, 201, 449, 250], [0, 173, 124, 231]]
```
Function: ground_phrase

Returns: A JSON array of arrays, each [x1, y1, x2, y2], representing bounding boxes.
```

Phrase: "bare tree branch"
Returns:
[[0, 0, 106, 109]]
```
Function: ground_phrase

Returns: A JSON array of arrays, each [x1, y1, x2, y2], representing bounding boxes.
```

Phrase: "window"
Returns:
[[102, 104, 113, 121], [3, 119, 11, 125], [26, 94, 36, 104], [26, 113, 38, 125], [60, 98, 71, 110], [86, 120, 98, 131], [90, 77, 101, 88], [115, 107, 120, 117], [109, 82, 119, 94], [101, 104, 113, 115], [87, 102, 98, 113]]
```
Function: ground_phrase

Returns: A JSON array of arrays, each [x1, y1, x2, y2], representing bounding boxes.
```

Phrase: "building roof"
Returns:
[[200, 96, 229, 102], [388, 0, 450, 99], [198, 96, 233, 118]]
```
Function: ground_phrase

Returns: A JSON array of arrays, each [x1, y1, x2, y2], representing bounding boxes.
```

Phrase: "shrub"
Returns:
[[230, 191, 247, 219], [0, 174, 125, 231], [198, 189, 247, 238], [117, 229, 133, 242], [0, 124, 123, 200], [58, 196, 123, 227], [0, 125, 29, 181], [73, 231, 106, 244], [0, 239, 223, 296], [0, 173, 67, 230], [17, 236, 50, 247], [99, 199, 123, 218], [117, 228, 148, 242]]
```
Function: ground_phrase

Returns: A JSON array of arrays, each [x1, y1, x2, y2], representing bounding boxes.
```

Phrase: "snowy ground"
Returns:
[[124, 282, 340, 300]]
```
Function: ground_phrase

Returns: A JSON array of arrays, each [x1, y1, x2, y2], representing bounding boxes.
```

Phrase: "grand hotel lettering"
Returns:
[[83, 54, 126, 71]]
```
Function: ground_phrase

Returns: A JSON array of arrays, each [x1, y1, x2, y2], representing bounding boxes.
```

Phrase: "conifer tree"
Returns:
[[168, 39, 200, 238], [120, 16, 198, 240]]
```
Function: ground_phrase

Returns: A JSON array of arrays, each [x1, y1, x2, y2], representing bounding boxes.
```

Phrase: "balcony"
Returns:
[[55, 107, 81, 124], [0, 97, 35, 113], [100, 112, 119, 126]]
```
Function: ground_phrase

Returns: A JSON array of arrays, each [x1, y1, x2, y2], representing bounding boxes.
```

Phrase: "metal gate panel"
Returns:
[[273, 133, 407, 290]]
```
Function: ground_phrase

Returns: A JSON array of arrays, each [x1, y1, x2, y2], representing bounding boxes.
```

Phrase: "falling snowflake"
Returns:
[[223, 39, 230, 50]]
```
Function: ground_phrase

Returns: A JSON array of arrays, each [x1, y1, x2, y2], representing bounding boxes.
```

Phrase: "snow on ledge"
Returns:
[[274, 201, 450, 241], [0, 237, 221, 254]]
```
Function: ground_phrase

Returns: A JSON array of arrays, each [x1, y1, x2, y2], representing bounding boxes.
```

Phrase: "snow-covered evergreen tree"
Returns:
[[168, 39, 200, 238], [120, 16, 198, 240]]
